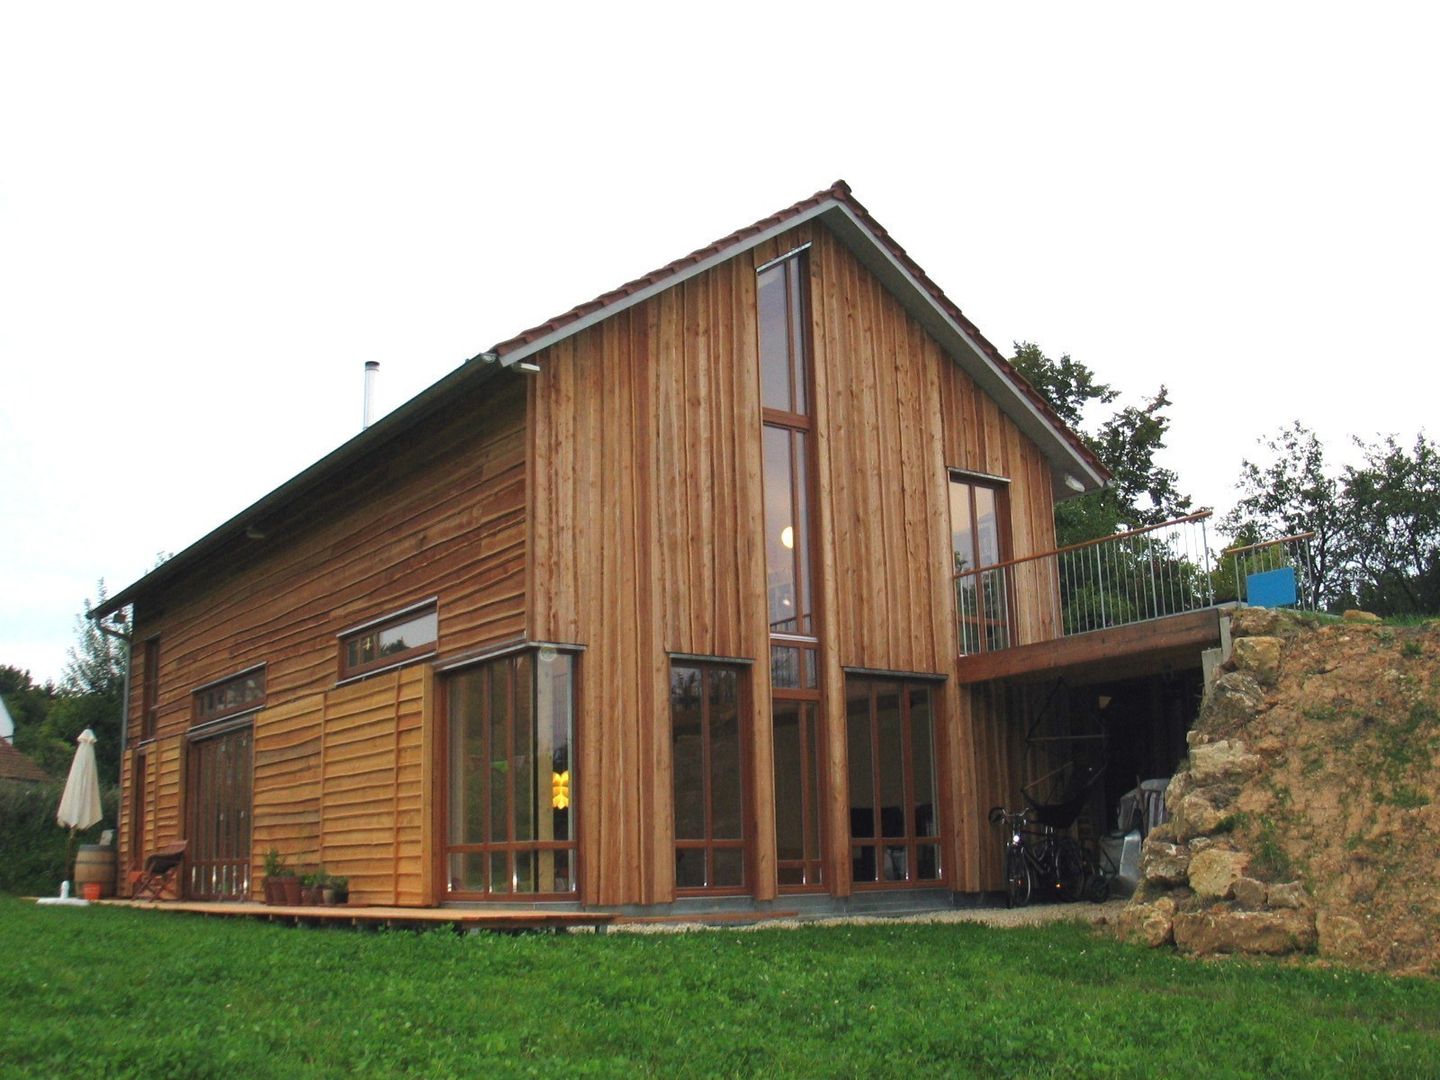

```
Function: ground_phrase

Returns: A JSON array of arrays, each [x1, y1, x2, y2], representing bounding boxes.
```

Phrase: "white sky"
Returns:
[[3, 3, 1437, 684]]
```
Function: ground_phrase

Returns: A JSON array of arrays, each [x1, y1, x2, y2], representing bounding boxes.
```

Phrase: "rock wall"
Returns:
[[1119, 608, 1440, 976]]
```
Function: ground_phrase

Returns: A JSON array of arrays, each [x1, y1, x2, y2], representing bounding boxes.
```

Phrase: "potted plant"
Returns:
[[319, 871, 336, 906], [330, 875, 349, 906], [262, 848, 300, 906], [300, 870, 322, 906]]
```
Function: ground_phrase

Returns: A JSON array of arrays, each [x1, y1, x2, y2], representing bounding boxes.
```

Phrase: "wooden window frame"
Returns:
[[191, 665, 266, 727], [846, 678, 946, 890], [337, 600, 438, 682], [758, 247, 827, 893], [140, 637, 160, 742], [949, 473, 1015, 655], [440, 648, 579, 901], [671, 660, 753, 896]]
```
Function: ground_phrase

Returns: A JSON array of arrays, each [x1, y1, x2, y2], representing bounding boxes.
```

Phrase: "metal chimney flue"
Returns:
[[363, 361, 380, 429]]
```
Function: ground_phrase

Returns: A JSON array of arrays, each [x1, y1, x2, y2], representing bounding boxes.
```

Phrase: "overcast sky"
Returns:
[[3, 3, 1437, 684]]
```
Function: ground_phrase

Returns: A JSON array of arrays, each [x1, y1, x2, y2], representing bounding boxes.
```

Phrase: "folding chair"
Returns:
[[131, 840, 187, 900]]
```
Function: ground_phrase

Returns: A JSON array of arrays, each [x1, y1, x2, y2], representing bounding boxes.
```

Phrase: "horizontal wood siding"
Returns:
[[121, 380, 523, 901], [244, 667, 429, 905]]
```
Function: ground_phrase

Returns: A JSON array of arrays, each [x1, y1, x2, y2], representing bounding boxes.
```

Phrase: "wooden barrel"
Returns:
[[74, 845, 117, 898]]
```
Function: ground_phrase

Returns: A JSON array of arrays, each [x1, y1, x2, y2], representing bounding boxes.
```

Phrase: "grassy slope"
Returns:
[[2, 898, 1437, 1079]]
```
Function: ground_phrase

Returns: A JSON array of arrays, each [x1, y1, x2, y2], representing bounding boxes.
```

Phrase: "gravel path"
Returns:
[[613, 899, 1126, 934]]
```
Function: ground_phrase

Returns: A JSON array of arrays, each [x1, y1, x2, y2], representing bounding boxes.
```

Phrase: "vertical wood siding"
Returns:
[[532, 222, 1062, 904]]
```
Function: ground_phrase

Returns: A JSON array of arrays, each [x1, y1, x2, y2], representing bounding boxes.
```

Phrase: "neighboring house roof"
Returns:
[[0, 737, 50, 784], [96, 182, 1106, 619]]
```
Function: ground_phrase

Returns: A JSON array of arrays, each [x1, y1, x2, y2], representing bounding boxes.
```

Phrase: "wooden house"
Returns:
[[97, 181, 1221, 913]]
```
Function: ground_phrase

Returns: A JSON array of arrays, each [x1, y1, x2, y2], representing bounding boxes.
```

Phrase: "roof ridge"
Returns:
[[489, 181, 1103, 478]]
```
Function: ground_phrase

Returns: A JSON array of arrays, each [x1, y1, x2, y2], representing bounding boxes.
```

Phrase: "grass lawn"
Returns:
[[2, 898, 1437, 1078]]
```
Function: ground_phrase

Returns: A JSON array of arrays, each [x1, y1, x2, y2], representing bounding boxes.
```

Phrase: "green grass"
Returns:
[[2, 899, 1439, 1077]]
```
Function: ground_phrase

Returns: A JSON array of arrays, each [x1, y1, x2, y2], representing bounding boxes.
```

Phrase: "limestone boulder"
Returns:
[[1140, 841, 1190, 887], [1230, 607, 1282, 637], [1171, 793, 1224, 841], [1267, 882, 1311, 910], [1231, 636, 1283, 686], [1173, 908, 1318, 955], [1187, 739, 1263, 785], [1230, 877, 1268, 909], [1119, 896, 1176, 948], [1188, 847, 1250, 898], [1205, 673, 1266, 725]]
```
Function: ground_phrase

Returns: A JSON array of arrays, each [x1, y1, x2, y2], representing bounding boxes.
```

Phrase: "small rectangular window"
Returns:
[[339, 604, 438, 679], [193, 667, 266, 725]]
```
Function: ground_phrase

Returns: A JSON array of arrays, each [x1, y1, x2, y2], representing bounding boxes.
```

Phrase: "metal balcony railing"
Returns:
[[1217, 531, 1319, 611], [954, 510, 1221, 655]]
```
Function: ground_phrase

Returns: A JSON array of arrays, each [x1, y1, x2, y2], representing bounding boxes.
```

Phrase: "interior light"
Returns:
[[780, 525, 794, 549]]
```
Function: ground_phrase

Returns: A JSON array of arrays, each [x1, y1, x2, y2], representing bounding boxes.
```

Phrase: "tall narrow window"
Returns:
[[758, 247, 824, 889], [141, 638, 159, 741], [950, 475, 1012, 653], [671, 663, 748, 892], [847, 679, 942, 886], [446, 650, 576, 897]]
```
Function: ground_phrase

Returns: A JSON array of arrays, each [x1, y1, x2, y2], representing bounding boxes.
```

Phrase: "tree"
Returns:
[[1338, 433, 1440, 616], [1011, 343, 1192, 546], [3, 583, 127, 782], [1222, 422, 1344, 610]]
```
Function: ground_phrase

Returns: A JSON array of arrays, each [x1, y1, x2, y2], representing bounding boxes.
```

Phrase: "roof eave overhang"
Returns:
[[93, 358, 509, 619], [495, 199, 1106, 500]]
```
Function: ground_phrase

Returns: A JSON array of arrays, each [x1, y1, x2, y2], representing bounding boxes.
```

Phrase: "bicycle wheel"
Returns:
[[1054, 837, 1085, 903], [1004, 848, 1032, 908]]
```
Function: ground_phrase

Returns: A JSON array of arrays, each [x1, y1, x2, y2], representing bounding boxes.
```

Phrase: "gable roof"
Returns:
[[0, 737, 51, 784], [97, 182, 1105, 619], [485, 181, 1107, 488]]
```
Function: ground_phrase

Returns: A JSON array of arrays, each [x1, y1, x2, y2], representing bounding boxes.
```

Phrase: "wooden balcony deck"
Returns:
[[953, 607, 1225, 686], [102, 898, 616, 932]]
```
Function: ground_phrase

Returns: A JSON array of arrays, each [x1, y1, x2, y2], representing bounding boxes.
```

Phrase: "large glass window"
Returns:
[[847, 678, 942, 886], [773, 699, 824, 887], [758, 247, 825, 891], [446, 650, 576, 896], [950, 476, 1012, 653], [671, 663, 748, 892]]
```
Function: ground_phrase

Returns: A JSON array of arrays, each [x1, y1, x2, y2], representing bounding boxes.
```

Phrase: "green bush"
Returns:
[[0, 781, 119, 895]]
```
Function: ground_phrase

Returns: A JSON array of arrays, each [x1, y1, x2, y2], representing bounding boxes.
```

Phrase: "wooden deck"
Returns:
[[953, 607, 1225, 686], [102, 899, 616, 932]]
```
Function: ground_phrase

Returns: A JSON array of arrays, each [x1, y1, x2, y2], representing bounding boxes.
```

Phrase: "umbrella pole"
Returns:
[[64, 826, 77, 896]]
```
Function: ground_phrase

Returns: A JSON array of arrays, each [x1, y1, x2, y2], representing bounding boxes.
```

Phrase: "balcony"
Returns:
[[953, 511, 1315, 684]]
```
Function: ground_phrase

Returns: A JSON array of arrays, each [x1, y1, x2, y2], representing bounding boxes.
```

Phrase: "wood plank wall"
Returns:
[[529, 254, 772, 907], [119, 379, 522, 895], [245, 666, 430, 905], [530, 220, 1062, 904]]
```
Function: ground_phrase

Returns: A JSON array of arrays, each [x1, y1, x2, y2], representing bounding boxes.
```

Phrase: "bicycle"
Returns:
[[987, 805, 1089, 908]]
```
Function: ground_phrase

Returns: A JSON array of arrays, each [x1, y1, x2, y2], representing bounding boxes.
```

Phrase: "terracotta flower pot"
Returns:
[[280, 877, 302, 905]]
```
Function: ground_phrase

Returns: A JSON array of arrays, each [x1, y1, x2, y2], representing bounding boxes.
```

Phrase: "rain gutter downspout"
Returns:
[[93, 616, 132, 787]]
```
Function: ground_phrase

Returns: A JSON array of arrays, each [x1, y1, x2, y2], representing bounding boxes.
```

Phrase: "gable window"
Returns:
[[445, 648, 576, 897], [193, 666, 266, 726], [671, 661, 749, 893], [339, 602, 438, 680], [949, 474, 1012, 654]]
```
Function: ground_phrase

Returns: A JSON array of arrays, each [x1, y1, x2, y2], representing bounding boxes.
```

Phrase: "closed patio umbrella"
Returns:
[[56, 729, 102, 896]]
